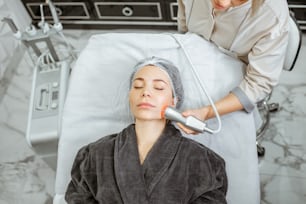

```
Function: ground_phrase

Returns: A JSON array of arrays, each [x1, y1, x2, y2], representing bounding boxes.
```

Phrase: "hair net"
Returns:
[[129, 56, 184, 108]]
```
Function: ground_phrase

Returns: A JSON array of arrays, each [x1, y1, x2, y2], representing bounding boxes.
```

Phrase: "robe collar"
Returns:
[[114, 124, 182, 203]]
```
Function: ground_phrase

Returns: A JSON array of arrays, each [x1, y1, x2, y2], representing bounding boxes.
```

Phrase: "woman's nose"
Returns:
[[142, 89, 151, 97]]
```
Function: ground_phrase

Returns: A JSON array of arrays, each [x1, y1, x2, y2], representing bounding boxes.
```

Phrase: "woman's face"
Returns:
[[129, 65, 174, 121], [211, 0, 248, 11]]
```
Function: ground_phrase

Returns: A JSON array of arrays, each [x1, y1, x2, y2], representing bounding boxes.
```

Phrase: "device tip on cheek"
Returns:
[[161, 104, 169, 118]]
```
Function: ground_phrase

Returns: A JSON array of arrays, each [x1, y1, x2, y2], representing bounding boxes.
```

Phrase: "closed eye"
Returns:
[[132, 79, 144, 89], [154, 87, 164, 90]]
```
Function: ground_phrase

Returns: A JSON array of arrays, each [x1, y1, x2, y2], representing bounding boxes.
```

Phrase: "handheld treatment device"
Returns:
[[161, 106, 214, 134]]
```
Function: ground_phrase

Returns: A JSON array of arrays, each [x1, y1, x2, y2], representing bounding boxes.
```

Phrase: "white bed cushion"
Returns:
[[54, 33, 259, 204]]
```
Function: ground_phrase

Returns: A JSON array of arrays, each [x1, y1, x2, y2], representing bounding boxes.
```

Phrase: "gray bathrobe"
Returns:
[[65, 124, 227, 204]]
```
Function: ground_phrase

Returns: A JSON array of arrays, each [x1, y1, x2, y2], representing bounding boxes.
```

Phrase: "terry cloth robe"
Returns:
[[65, 124, 228, 204]]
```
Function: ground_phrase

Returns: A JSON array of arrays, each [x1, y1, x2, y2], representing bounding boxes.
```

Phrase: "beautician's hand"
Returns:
[[177, 106, 211, 135], [177, 93, 244, 134]]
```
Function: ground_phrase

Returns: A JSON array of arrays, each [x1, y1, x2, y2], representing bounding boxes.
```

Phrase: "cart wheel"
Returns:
[[257, 144, 265, 157], [268, 102, 279, 112]]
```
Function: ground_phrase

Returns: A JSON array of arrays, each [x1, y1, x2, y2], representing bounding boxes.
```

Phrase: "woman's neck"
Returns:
[[135, 120, 166, 144], [135, 120, 166, 164]]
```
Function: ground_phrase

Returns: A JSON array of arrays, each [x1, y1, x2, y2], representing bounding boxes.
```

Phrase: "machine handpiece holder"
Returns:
[[47, 0, 62, 31], [161, 106, 213, 134]]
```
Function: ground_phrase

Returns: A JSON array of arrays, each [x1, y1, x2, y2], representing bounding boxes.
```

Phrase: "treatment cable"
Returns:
[[170, 34, 222, 134]]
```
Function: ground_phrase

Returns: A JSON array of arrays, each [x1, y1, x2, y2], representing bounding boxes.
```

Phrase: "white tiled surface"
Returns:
[[0, 30, 305, 204]]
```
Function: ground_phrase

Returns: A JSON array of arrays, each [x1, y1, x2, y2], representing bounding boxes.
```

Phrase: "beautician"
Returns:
[[177, 0, 289, 134]]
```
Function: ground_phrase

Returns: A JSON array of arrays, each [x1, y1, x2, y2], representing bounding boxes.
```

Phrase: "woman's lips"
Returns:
[[137, 102, 155, 108]]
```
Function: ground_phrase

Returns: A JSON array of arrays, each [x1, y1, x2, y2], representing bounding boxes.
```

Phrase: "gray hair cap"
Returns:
[[130, 56, 184, 108]]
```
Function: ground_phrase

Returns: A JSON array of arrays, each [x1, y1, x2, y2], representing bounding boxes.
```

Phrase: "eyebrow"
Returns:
[[133, 77, 168, 84]]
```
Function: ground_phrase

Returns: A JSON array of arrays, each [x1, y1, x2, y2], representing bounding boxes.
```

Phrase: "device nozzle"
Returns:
[[161, 105, 168, 119], [161, 106, 212, 133]]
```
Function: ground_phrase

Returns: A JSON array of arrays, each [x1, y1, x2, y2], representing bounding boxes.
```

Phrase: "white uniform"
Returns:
[[177, 0, 289, 112]]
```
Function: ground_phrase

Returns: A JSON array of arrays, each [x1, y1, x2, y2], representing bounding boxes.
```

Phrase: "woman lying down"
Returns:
[[65, 56, 228, 204]]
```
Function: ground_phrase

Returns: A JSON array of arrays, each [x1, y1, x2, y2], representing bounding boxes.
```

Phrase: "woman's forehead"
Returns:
[[134, 65, 171, 81]]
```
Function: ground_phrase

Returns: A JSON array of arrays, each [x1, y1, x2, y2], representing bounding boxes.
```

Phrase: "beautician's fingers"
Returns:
[[183, 106, 212, 121], [176, 122, 199, 135], [181, 108, 206, 121], [177, 107, 211, 135]]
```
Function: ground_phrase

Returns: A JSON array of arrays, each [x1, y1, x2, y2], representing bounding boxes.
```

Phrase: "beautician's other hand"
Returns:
[[177, 106, 211, 135]]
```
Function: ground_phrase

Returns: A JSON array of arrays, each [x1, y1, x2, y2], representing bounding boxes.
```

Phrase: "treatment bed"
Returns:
[[53, 32, 260, 204]]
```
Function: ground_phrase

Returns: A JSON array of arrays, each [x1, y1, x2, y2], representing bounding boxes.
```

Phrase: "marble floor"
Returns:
[[0, 29, 305, 204]]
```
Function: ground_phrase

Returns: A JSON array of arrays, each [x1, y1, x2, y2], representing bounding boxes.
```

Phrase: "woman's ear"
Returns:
[[170, 97, 178, 107]]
